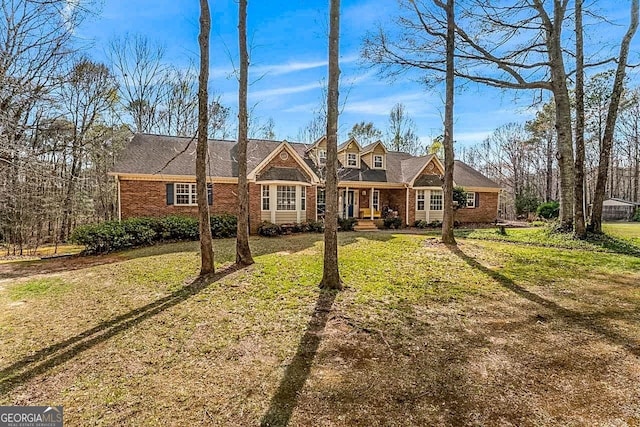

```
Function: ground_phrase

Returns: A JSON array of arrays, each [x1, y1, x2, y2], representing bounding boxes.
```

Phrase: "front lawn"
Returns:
[[1, 231, 639, 425]]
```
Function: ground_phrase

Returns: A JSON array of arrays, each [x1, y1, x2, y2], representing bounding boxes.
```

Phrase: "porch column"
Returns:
[[346, 186, 349, 218], [370, 187, 374, 220]]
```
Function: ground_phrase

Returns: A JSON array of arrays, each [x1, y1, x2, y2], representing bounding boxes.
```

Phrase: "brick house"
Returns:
[[110, 133, 501, 234]]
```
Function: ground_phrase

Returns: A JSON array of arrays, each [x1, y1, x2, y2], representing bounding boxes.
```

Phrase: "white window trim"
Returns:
[[373, 154, 384, 169], [301, 186, 306, 211], [318, 149, 327, 165], [347, 152, 358, 168], [373, 190, 380, 211], [416, 190, 426, 211], [261, 185, 270, 211], [175, 183, 197, 206], [466, 191, 476, 208], [276, 185, 297, 211], [430, 190, 443, 211]]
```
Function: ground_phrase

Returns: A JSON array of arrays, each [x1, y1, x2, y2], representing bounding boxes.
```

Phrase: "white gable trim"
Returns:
[[248, 141, 320, 184], [408, 155, 446, 187]]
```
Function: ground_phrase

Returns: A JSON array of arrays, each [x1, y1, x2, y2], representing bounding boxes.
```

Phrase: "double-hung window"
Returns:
[[262, 186, 270, 210], [317, 188, 326, 216], [373, 190, 380, 211], [301, 187, 306, 211], [430, 190, 443, 211], [373, 155, 383, 168], [277, 186, 296, 211], [466, 192, 476, 208], [416, 190, 425, 211], [347, 153, 357, 167], [175, 183, 197, 206], [318, 150, 327, 165]]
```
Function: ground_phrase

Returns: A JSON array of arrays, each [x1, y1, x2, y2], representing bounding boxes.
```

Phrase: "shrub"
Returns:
[[633, 208, 640, 222], [516, 191, 540, 216], [307, 220, 324, 233], [258, 221, 282, 237], [453, 187, 467, 210], [71, 221, 134, 254], [338, 217, 358, 231], [210, 213, 237, 238], [383, 217, 403, 229], [71, 214, 238, 254], [537, 201, 560, 219], [158, 216, 199, 240]]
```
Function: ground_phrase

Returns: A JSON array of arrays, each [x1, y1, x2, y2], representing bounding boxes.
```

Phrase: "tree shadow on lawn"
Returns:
[[260, 289, 338, 427], [585, 232, 640, 257], [447, 245, 640, 358], [0, 264, 244, 395]]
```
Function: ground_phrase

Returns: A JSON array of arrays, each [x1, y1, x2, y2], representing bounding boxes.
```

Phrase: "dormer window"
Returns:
[[318, 149, 327, 165], [373, 155, 384, 169], [347, 153, 357, 167]]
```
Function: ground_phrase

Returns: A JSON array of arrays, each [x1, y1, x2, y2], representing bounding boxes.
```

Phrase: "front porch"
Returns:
[[338, 186, 406, 223]]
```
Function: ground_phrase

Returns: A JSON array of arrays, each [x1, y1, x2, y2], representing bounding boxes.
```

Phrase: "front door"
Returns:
[[343, 190, 355, 218]]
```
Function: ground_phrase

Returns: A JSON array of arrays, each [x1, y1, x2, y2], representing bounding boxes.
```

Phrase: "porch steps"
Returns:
[[354, 220, 379, 231]]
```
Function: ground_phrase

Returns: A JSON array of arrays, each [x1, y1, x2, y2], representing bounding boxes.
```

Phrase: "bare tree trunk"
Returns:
[[320, 0, 342, 290], [591, 0, 639, 233], [197, 0, 215, 275], [574, 0, 586, 238], [441, 0, 456, 245], [235, 0, 254, 266]]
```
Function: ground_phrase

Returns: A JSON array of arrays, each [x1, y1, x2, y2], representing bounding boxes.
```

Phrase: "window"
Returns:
[[373, 190, 380, 211], [373, 155, 383, 168], [347, 153, 357, 167], [318, 150, 327, 165], [466, 192, 476, 208], [175, 183, 197, 206], [301, 187, 306, 211], [277, 185, 296, 210], [317, 188, 326, 216], [430, 190, 443, 211], [416, 190, 425, 211], [262, 185, 270, 211]]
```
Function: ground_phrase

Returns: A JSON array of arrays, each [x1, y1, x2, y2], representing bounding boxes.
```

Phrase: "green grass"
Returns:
[[604, 222, 640, 244], [7, 278, 70, 301], [1, 230, 639, 425]]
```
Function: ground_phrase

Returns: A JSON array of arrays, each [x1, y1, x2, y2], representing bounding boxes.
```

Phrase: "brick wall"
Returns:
[[120, 180, 238, 219], [455, 192, 499, 223]]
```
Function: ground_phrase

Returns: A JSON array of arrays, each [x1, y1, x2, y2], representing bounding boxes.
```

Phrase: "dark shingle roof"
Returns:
[[414, 175, 443, 187], [453, 160, 500, 188], [257, 167, 309, 182], [112, 134, 500, 189], [112, 133, 310, 178]]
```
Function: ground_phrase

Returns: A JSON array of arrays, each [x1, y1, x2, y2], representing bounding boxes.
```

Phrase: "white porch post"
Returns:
[[270, 184, 276, 223], [346, 186, 350, 218], [370, 187, 374, 220], [296, 186, 301, 223]]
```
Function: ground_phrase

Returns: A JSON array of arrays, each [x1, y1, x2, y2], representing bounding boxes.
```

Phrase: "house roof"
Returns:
[[603, 198, 640, 206], [453, 161, 500, 188], [112, 133, 500, 189], [111, 133, 311, 178], [257, 167, 309, 183]]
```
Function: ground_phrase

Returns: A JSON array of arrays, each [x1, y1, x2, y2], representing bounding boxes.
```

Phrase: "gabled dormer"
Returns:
[[360, 140, 387, 170], [305, 136, 327, 167], [337, 137, 362, 168]]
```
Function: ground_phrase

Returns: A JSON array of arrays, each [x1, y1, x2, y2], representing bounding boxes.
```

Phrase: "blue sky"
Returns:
[[75, 0, 636, 148]]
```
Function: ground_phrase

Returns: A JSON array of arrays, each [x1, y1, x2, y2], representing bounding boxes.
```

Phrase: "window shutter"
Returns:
[[166, 183, 174, 205], [207, 183, 213, 205], [475, 192, 480, 208]]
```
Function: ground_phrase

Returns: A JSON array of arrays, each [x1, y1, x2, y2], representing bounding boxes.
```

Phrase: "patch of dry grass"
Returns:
[[0, 232, 639, 426]]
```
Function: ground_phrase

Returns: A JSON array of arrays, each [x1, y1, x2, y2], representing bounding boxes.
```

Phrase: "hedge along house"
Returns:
[[110, 133, 501, 234]]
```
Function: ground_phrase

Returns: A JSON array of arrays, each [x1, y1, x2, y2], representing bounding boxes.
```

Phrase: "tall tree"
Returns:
[[348, 121, 382, 144], [235, 0, 254, 266], [574, 0, 586, 238], [441, 0, 456, 245], [108, 34, 167, 133], [197, 0, 215, 275], [386, 103, 420, 154], [590, 0, 639, 233], [320, 0, 342, 290]]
